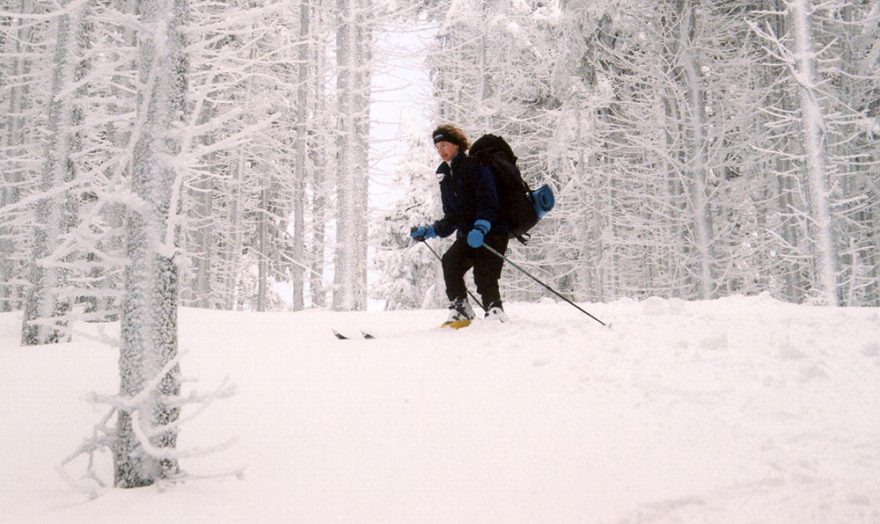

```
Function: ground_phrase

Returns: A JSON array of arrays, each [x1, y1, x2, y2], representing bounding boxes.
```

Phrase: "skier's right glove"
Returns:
[[467, 219, 490, 248], [410, 225, 437, 242]]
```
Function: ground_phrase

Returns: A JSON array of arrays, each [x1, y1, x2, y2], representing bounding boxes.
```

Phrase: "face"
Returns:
[[435, 141, 460, 162]]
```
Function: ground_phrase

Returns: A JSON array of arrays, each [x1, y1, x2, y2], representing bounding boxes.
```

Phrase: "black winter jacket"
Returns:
[[432, 151, 508, 239]]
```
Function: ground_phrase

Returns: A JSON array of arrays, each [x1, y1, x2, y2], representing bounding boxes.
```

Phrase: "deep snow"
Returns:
[[1, 295, 878, 523]]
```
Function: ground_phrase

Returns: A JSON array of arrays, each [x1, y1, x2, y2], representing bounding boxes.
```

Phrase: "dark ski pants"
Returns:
[[441, 233, 509, 309]]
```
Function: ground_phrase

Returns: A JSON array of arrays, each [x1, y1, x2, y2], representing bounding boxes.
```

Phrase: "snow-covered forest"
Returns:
[[377, 0, 880, 311], [3, 0, 879, 325], [1, 0, 879, 499]]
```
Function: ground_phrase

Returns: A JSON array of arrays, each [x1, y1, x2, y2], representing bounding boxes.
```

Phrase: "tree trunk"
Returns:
[[353, 0, 372, 309], [0, 0, 31, 313], [195, 176, 214, 308], [308, 0, 328, 308], [226, 146, 246, 310], [291, 0, 311, 311], [333, 0, 369, 311], [789, 0, 838, 305], [113, 0, 188, 488], [678, 0, 714, 300], [257, 186, 268, 312], [20, 0, 86, 345]]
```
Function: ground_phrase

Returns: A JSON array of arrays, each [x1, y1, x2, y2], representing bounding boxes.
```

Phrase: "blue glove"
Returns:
[[467, 220, 491, 248], [410, 224, 436, 242]]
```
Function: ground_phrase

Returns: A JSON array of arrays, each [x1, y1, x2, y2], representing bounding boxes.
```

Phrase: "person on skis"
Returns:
[[410, 124, 509, 328]]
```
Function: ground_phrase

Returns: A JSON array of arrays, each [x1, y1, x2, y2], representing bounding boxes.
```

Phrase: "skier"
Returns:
[[410, 124, 509, 328]]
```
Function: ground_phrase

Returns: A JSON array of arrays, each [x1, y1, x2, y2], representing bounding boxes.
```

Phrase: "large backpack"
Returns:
[[468, 134, 553, 244]]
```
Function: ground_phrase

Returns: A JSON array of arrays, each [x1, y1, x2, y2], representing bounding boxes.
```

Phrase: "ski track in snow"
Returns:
[[0, 295, 878, 523]]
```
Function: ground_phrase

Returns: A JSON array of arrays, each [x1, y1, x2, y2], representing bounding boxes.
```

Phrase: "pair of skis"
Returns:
[[332, 318, 472, 340], [332, 329, 375, 340]]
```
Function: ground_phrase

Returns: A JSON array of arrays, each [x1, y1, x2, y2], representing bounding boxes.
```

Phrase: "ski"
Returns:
[[440, 319, 472, 330], [332, 329, 375, 340]]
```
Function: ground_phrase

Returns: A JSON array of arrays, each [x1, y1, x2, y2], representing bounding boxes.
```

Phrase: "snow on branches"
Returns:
[[57, 351, 241, 498]]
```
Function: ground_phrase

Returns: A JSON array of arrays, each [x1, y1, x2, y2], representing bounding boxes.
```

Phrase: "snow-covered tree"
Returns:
[[0, 0, 46, 313], [332, 0, 374, 311], [372, 118, 446, 309], [750, 0, 880, 305], [789, 0, 837, 304], [19, 0, 89, 345], [113, 0, 188, 487]]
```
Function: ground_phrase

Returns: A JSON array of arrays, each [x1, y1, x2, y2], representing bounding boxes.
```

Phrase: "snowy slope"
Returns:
[[1, 295, 878, 523]]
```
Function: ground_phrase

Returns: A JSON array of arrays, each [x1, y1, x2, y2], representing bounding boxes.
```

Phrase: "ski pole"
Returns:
[[416, 239, 485, 312], [482, 244, 608, 327]]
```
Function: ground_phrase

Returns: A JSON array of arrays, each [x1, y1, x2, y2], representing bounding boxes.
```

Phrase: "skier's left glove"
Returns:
[[467, 220, 491, 248]]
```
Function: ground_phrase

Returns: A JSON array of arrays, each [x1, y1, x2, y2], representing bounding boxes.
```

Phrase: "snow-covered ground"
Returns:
[[1, 295, 878, 523]]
